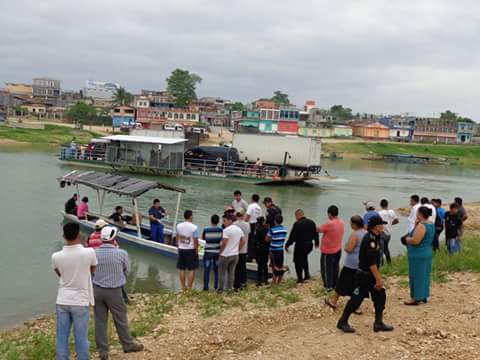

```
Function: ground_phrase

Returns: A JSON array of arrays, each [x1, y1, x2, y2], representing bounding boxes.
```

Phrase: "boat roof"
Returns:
[[58, 171, 185, 197], [102, 134, 188, 145]]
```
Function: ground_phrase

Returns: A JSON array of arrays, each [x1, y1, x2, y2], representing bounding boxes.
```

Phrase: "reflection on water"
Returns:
[[1, 149, 480, 328]]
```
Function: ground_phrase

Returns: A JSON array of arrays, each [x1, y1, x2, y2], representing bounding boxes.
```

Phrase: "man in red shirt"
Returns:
[[317, 205, 345, 290]]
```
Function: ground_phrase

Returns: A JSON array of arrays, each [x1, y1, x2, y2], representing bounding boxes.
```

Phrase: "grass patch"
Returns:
[[382, 235, 480, 280], [0, 124, 99, 145], [323, 141, 480, 166], [130, 293, 176, 337]]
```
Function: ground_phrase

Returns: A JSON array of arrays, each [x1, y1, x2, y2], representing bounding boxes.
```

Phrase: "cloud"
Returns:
[[1, 0, 479, 119]]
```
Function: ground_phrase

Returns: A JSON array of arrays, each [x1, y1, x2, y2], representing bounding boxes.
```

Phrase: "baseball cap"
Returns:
[[364, 201, 375, 210], [263, 197, 273, 204], [236, 208, 245, 216], [368, 215, 387, 229], [101, 226, 118, 242], [95, 219, 108, 230]]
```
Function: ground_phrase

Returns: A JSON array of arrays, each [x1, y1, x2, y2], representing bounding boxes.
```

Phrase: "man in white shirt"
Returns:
[[378, 199, 399, 264], [233, 209, 251, 290], [421, 197, 437, 225], [218, 214, 245, 291], [246, 194, 262, 259], [52, 222, 97, 360], [232, 190, 248, 213], [407, 195, 421, 233], [176, 210, 200, 290]]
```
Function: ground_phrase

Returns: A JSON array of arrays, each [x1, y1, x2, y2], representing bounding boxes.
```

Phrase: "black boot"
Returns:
[[373, 313, 394, 332], [337, 312, 355, 333]]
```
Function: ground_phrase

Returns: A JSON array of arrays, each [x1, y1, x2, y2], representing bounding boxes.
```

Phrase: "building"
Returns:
[[32, 78, 61, 98], [111, 105, 136, 128], [83, 80, 120, 100], [254, 99, 280, 133], [135, 96, 150, 108], [413, 118, 457, 144], [136, 108, 200, 129], [457, 121, 475, 144], [5, 83, 33, 96], [140, 90, 175, 108], [22, 103, 48, 117], [298, 125, 352, 138], [196, 97, 231, 126], [352, 122, 390, 139], [278, 106, 300, 135], [379, 116, 415, 141]]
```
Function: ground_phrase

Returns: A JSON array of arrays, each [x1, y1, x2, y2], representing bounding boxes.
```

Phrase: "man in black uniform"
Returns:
[[337, 215, 394, 333], [285, 209, 319, 283], [263, 197, 282, 228]]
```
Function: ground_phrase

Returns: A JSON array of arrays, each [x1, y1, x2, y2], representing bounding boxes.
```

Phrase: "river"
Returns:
[[1, 146, 479, 329]]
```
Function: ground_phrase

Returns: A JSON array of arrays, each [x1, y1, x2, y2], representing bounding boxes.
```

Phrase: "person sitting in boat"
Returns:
[[108, 206, 132, 227], [87, 219, 109, 248], [65, 193, 78, 215], [77, 197, 90, 220], [149, 199, 166, 243]]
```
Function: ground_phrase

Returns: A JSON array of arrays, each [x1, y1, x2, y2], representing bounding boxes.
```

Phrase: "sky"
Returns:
[[1, 0, 480, 119]]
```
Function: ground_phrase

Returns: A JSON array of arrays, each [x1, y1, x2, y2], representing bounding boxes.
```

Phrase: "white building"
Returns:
[[83, 80, 120, 100]]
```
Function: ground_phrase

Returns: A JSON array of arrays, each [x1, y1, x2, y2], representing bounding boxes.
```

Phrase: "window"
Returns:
[[186, 114, 191, 120], [179, 113, 184, 119], [174, 113, 178, 119]]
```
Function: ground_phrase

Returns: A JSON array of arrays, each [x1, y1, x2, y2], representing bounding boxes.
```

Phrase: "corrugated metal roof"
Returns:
[[102, 135, 188, 145], [58, 170, 185, 197]]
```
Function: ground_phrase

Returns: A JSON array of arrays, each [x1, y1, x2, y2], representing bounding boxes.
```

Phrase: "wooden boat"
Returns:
[[58, 170, 261, 279]]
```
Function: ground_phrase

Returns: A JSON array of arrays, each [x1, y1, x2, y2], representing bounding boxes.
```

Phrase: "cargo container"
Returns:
[[232, 133, 321, 170]]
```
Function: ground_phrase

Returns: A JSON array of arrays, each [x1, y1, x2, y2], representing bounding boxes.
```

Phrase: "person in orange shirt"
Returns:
[[317, 205, 345, 290]]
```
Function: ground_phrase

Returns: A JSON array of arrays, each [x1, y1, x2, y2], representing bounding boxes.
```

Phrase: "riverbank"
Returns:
[[0, 124, 100, 145], [2, 234, 479, 360], [323, 141, 480, 166]]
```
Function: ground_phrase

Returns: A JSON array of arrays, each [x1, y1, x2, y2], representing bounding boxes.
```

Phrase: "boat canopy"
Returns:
[[58, 170, 185, 197]]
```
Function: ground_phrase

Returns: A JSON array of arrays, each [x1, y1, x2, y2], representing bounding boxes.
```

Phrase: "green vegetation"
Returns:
[[0, 124, 100, 145], [329, 105, 353, 122], [113, 87, 134, 106], [382, 235, 480, 282], [440, 110, 473, 123], [64, 102, 97, 124], [166, 69, 202, 108], [271, 90, 290, 105], [231, 102, 245, 112], [323, 141, 480, 166]]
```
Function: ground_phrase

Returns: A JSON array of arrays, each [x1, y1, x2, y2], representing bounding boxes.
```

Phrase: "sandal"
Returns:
[[324, 298, 337, 310], [404, 300, 420, 306]]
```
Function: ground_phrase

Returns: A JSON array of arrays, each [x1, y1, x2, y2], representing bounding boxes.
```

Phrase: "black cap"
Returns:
[[263, 197, 272, 204], [368, 215, 387, 228]]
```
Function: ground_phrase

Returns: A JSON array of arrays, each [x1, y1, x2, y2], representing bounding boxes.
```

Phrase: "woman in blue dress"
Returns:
[[405, 206, 435, 305]]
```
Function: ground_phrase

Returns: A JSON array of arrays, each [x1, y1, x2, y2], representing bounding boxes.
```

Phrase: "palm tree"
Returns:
[[113, 87, 133, 106]]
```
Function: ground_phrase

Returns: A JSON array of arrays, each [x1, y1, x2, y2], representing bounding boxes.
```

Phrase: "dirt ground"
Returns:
[[106, 272, 480, 360]]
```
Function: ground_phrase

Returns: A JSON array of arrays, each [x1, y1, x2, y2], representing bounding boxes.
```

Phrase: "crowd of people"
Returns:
[[55, 190, 468, 359]]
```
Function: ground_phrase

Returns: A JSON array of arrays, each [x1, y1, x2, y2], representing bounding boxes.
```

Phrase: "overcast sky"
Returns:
[[1, 0, 479, 119]]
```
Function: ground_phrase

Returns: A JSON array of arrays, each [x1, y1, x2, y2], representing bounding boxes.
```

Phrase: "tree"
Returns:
[[440, 110, 474, 123], [113, 87, 133, 106], [330, 105, 353, 121], [440, 110, 458, 121], [271, 91, 290, 105], [231, 102, 245, 111], [65, 102, 97, 124], [166, 69, 202, 108]]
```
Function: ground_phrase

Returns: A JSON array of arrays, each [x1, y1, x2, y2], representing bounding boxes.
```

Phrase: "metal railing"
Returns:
[[59, 146, 106, 161], [184, 158, 283, 178]]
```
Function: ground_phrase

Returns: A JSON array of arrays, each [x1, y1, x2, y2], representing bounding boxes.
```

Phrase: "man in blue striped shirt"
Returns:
[[93, 226, 143, 360], [267, 215, 288, 285], [202, 214, 223, 291]]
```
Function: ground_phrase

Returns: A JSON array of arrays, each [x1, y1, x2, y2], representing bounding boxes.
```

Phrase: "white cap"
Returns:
[[95, 219, 108, 229], [101, 226, 118, 242]]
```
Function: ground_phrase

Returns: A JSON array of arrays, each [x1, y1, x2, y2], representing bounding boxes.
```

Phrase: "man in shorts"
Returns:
[[267, 215, 288, 284], [176, 210, 199, 290]]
